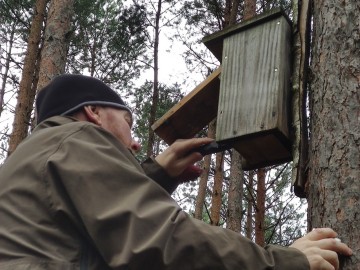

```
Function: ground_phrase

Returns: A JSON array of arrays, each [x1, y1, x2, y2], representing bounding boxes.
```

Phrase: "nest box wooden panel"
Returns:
[[203, 9, 293, 170], [151, 68, 221, 144]]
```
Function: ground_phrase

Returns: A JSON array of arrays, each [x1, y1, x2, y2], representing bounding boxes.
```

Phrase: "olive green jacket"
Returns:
[[0, 116, 309, 270]]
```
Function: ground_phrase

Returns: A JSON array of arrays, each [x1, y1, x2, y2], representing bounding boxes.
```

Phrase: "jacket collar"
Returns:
[[34, 116, 79, 132]]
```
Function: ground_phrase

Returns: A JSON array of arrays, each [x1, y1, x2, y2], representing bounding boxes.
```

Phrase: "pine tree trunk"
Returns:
[[210, 152, 224, 226], [307, 1, 360, 268], [37, 0, 74, 90], [194, 120, 215, 220], [244, 0, 256, 20], [226, 150, 243, 232], [0, 23, 16, 116], [7, 0, 47, 156], [246, 171, 254, 239], [255, 168, 266, 247], [224, 0, 244, 233], [146, 0, 162, 157]]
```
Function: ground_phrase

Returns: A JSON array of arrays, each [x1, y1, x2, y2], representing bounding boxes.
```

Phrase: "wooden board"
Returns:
[[216, 15, 291, 141], [214, 12, 293, 169], [151, 67, 221, 144], [202, 8, 290, 61]]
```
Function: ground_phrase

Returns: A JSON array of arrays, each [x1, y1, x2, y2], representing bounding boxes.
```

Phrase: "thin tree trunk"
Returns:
[[0, 23, 15, 116], [146, 0, 162, 157], [246, 171, 254, 239], [290, 0, 311, 198], [229, 0, 240, 25], [210, 152, 224, 226], [244, 0, 256, 20], [255, 168, 266, 247], [226, 150, 243, 232], [37, 0, 74, 90], [224, 0, 245, 233], [7, 0, 48, 156], [307, 1, 360, 269], [194, 120, 216, 220]]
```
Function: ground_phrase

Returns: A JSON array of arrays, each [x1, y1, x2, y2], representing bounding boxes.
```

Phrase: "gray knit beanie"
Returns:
[[36, 74, 131, 124]]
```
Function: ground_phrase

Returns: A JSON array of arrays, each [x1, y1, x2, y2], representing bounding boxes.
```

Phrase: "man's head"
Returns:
[[36, 74, 131, 123], [36, 74, 140, 152]]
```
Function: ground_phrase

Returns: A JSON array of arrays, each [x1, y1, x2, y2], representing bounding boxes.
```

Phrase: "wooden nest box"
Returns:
[[152, 8, 293, 170]]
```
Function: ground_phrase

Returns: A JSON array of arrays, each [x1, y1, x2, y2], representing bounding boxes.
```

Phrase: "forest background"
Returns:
[[0, 0, 358, 264]]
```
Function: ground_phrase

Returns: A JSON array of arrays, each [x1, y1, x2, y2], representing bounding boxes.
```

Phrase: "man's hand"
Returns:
[[155, 138, 214, 182], [290, 228, 352, 270]]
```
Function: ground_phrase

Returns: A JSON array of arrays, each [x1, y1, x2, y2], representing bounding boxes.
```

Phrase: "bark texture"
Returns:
[[37, 0, 74, 90], [307, 1, 360, 268]]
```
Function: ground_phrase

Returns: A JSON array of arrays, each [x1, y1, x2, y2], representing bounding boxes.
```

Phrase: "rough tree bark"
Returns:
[[7, 0, 48, 156], [307, 0, 360, 269], [37, 0, 74, 90]]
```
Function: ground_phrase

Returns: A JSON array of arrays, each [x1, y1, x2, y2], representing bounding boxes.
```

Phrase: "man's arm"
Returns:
[[154, 138, 353, 270], [46, 126, 351, 270]]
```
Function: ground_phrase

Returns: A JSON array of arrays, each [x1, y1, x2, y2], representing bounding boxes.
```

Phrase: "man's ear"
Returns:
[[83, 105, 102, 125]]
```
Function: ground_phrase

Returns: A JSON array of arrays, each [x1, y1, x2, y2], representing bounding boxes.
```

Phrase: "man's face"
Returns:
[[98, 107, 140, 153]]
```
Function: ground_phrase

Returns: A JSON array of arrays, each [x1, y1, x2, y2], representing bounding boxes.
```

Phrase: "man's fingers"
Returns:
[[304, 228, 337, 241], [318, 249, 339, 270], [308, 253, 336, 270], [171, 138, 214, 155], [315, 238, 353, 256]]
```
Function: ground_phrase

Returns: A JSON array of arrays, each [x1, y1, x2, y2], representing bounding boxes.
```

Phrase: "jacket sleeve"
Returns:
[[44, 124, 310, 270], [141, 157, 178, 194]]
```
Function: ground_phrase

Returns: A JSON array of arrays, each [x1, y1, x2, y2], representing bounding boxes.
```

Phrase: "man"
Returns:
[[0, 74, 352, 269]]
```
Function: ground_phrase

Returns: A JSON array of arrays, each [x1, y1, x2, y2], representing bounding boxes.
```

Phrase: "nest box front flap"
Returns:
[[202, 8, 288, 61], [152, 67, 221, 145]]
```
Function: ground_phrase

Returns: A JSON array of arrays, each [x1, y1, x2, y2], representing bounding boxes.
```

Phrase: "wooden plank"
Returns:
[[215, 14, 292, 169], [152, 67, 221, 145], [202, 8, 290, 61], [216, 15, 291, 141], [234, 129, 292, 170]]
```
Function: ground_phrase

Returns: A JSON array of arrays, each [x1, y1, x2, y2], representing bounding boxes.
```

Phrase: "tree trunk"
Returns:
[[246, 171, 254, 239], [0, 23, 16, 116], [244, 0, 256, 20], [226, 150, 243, 232], [255, 168, 266, 247], [194, 120, 215, 220], [307, 1, 360, 269], [7, 0, 47, 156], [210, 152, 224, 226], [224, 0, 245, 233], [290, 0, 311, 198], [37, 0, 74, 90], [146, 0, 162, 157]]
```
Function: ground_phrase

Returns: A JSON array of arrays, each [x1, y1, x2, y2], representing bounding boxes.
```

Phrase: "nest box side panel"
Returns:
[[216, 15, 292, 168]]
